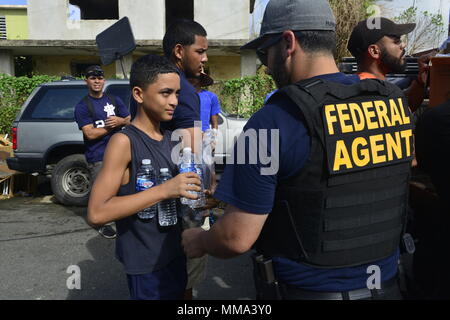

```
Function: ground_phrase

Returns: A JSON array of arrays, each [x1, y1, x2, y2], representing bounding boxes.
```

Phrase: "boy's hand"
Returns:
[[196, 189, 220, 210], [160, 172, 202, 200]]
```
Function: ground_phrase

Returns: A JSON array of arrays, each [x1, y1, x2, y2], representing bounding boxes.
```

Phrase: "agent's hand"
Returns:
[[159, 172, 201, 200], [105, 116, 124, 129], [182, 227, 206, 258]]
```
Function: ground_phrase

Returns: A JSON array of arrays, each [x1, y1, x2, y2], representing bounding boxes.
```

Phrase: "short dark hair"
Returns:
[[163, 19, 207, 58], [295, 30, 336, 56], [130, 54, 179, 89]]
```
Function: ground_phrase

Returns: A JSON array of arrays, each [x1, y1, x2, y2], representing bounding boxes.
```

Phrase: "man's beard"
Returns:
[[380, 48, 407, 74], [270, 48, 291, 89]]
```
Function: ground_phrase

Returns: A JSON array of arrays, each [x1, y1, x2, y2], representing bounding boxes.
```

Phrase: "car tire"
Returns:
[[51, 154, 91, 206]]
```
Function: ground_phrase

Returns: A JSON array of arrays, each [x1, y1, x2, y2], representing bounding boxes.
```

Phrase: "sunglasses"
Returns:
[[256, 31, 305, 66], [256, 33, 283, 66]]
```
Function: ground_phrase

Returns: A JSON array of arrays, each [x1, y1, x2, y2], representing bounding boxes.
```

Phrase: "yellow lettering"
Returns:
[[401, 129, 413, 157], [373, 100, 392, 128], [349, 103, 365, 132], [333, 140, 353, 171], [362, 101, 379, 130], [369, 134, 386, 164], [389, 99, 403, 126], [385, 131, 403, 161], [336, 104, 353, 133], [352, 137, 370, 167], [398, 98, 411, 125], [324, 104, 338, 135]]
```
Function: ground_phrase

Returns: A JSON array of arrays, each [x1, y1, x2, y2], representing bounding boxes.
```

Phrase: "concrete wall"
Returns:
[[195, 0, 250, 39], [31, 54, 241, 80], [33, 55, 116, 78], [0, 50, 14, 75], [120, 0, 165, 40], [28, 0, 250, 41], [207, 55, 241, 80], [0, 8, 28, 40], [28, 0, 165, 40]]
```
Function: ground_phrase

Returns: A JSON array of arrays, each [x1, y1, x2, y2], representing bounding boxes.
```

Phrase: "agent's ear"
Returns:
[[282, 30, 297, 57], [368, 44, 381, 59], [173, 44, 185, 61], [132, 86, 144, 104]]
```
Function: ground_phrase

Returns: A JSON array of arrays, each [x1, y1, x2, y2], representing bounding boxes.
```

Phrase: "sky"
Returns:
[[0, 0, 27, 5]]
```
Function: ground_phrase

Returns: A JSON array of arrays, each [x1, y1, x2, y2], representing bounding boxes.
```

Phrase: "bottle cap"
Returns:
[[160, 168, 169, 173], [142, 159, 151, 165]]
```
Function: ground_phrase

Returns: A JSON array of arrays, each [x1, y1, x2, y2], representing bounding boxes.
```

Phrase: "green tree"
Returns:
[[329, 0, 376, 61], [394, 6, 445, 54]]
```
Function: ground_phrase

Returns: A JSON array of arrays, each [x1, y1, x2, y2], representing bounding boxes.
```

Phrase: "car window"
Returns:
[[105, 85, 131, 108], [22, 86, 87, 120]]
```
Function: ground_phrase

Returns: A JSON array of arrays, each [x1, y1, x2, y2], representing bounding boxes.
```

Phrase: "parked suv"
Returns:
[[7, 79, 247, 206]]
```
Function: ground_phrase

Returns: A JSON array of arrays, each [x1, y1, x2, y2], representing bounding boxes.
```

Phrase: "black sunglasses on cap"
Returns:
[[256, 32, 303, 66], [256, 33, 283, 66]]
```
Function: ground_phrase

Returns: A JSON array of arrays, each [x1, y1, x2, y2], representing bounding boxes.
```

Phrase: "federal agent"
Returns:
[[182, 0, 413, 300]]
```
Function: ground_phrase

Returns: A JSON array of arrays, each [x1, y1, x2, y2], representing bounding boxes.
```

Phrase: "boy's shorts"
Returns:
[[182, 211, 210, 290], [126, 255, 187, 300]]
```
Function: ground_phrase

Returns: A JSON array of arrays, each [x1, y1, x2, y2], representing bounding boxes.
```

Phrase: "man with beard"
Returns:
[[182, 0, 413, 300], [348, 18, 428, 111]]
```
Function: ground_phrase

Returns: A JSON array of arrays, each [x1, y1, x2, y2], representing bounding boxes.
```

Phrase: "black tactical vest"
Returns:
[[254, 78, 413, 268]]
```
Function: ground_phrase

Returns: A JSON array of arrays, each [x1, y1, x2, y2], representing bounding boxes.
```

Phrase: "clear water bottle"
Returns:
[[192, 159, 206, 209], [157, 168, 178, 227], [178, 147, 196, 206], [136, 159, 157, 220]]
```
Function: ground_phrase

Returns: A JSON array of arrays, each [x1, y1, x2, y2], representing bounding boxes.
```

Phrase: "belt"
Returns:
[[279, 276, 399, 300]]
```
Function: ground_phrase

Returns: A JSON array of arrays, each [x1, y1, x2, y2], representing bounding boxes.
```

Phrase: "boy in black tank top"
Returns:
[[87, 54, 202, 300]]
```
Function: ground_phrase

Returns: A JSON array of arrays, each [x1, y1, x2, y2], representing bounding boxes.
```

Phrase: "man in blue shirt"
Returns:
[[74, 65, 130, 238], [188, 72, 221, 132], [182, 0, 411, 300], [162, 19, 210, 300]]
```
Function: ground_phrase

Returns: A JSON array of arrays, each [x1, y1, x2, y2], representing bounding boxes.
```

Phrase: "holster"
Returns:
[[251, 253, 282, 300]]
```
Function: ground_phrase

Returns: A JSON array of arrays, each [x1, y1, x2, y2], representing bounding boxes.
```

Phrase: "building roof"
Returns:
[[0, 39, 246, 56]]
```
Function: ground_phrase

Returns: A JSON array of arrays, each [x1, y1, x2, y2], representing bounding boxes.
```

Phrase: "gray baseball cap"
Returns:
[[242, 0, 336, 50]]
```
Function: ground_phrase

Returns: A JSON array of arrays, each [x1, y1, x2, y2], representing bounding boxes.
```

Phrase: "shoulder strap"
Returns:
[[83, 95, 96, 120], [105, 93, 117, 107], [279, 79, 326, 136]]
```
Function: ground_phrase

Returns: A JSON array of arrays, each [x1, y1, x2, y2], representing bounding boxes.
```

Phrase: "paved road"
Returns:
[[0, 196, 254, 300]]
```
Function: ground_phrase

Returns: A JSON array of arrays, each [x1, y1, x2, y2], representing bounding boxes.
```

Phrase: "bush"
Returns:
[[0, 74, 59, 134], [0, 105, 21, 134], [0, 74, 59, 109], [210, 71, 276, 118]]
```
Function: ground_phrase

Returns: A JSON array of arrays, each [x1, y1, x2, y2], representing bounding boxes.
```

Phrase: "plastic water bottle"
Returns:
[[136, 159, 157, 220], [192, 158, 206, 209], [157, 168, 178, 227], [179, 147, 196, 206]]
